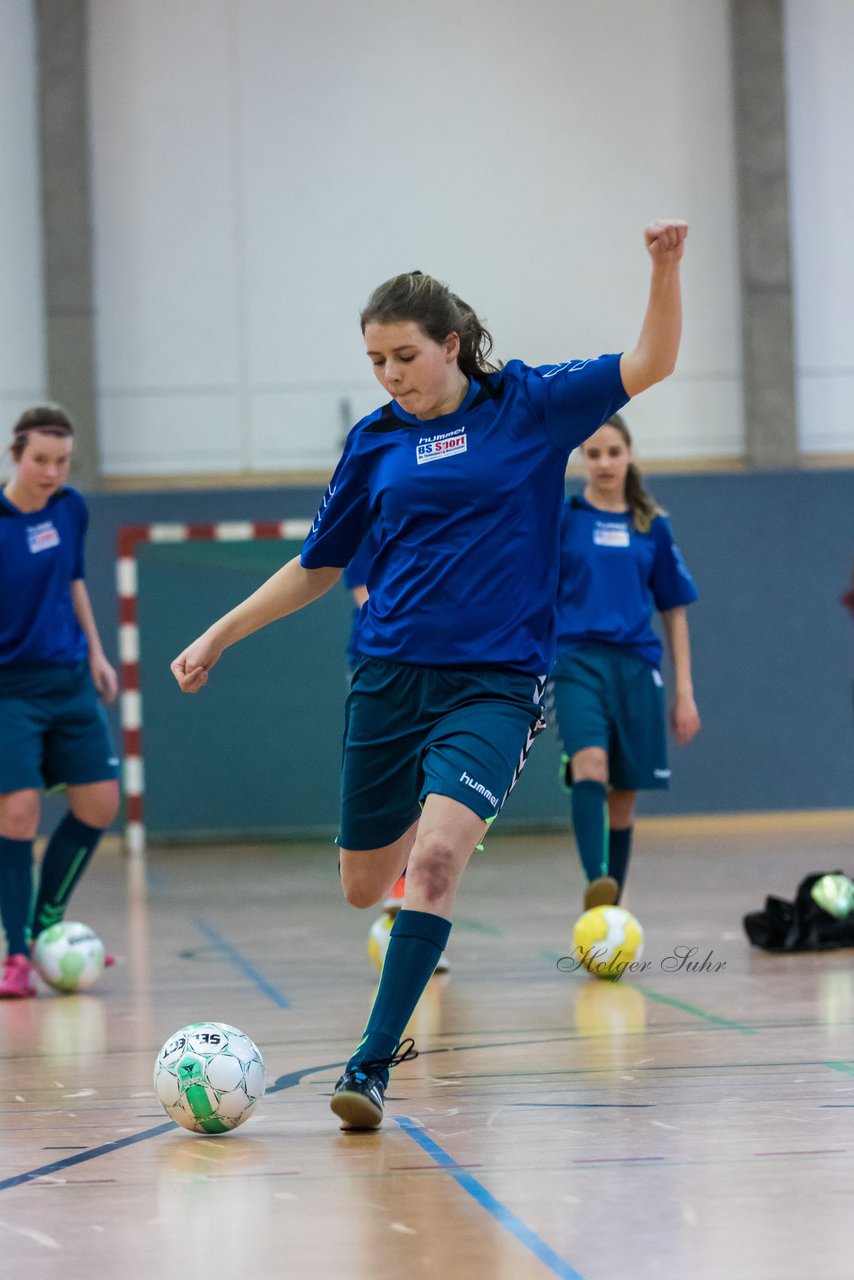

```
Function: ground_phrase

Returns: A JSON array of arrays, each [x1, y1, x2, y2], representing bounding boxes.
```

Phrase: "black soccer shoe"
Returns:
[[330, 1038, 418, 1131]]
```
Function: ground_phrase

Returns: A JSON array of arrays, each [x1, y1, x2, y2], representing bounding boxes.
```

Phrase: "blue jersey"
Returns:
[[554, 495, 698, 667], [343, 528, 377, 591], [343, 529, 378, 668], [302, 355, 629, 674], [0, 487, 89, 666]]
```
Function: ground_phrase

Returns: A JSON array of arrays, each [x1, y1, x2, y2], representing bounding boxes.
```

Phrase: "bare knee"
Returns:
[[341, 876, 384, 910], [0, 790, 40, 840], [338, 850, 391, 910], [571, 748, 608, 786], [68, 780, 120, 830], [406, 834, 458, 907]]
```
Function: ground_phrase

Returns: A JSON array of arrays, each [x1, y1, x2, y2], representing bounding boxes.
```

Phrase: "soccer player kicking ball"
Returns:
[[172, 219, 688, 1128]]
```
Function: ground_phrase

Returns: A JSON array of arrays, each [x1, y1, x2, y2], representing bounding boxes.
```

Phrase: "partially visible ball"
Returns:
[[572, 906, 645, 980], [32, 921, 105, 993], [368, 912, 394, 971]]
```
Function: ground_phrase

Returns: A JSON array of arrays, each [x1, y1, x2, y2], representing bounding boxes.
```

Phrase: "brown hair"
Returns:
[[360, 271, 499, 379], [10, 404, 74, 462], [596, 413, 664, 534]]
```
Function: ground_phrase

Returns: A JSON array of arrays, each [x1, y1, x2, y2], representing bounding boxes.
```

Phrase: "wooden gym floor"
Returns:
[[2, 813, 854, 1279]]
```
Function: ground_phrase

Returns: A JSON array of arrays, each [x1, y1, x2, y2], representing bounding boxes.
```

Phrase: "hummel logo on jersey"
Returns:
[[27, 521, 60, 554], [310, 481, 337, 533], [416, 428, 467, 465]]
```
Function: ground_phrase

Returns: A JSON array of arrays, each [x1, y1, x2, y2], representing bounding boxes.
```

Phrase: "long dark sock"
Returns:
[[0, 837, 34, 955], [571, 780, 608, 882], [608, 826, 634, 896], [32, 814, 104, 937], [347, 908, 451, 1084]]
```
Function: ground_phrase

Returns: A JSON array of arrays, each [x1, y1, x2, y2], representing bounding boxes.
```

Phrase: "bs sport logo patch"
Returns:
[[416, 428, 467, 465], [593, 521, 630, 548], [27, 521, 61, 554]]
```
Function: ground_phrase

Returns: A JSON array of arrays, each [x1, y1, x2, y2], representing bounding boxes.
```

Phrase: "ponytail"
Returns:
[[360, 272, 499, 379]]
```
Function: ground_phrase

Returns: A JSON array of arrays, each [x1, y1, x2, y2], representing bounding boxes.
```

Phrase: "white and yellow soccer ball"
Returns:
[[368, 912, 394, 971], [572, 906, 645, 980], [153, 1022, 267, 1134], [32, 921, 105, 993]]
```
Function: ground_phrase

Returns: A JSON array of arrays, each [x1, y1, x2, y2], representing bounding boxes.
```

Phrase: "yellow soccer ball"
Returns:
[[572, 905, 645, 981], [367, 912, 394, 970]]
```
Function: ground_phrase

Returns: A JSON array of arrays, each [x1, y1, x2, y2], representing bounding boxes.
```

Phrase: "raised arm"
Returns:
[[171, 556, 342, 692], [620, 219, 688, 399], [660, 605, 700, 745]]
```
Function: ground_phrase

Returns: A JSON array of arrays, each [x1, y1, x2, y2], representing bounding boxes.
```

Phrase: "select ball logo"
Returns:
[[416, 429, 467, 465]]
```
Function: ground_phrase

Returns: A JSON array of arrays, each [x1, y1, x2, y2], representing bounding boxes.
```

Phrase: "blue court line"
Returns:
[[396, 1116, 586, 1280], [0, 1123, 175, 1192], [0, 1060, 343, 1195], [192, 917, 290, 1009]]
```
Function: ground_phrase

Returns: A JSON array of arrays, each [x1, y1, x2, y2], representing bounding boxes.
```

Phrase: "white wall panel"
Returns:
[[88, 0, 742, 475], [785, 0, 854, 454], [97, 390, 241, 473], [0, 1, 46, 441]]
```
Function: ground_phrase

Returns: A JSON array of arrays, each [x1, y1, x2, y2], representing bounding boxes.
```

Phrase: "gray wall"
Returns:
[[81, 468, 854, 839]]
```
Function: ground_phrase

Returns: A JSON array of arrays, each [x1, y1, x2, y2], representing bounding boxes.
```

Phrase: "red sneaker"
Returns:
[[0, 954, 37, 999], [103, 953, 115, 968], [383, 874, 406, 913]]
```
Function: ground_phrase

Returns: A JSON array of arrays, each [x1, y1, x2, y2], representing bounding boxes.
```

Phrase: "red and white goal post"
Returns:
[[116, 520, 312, 858]]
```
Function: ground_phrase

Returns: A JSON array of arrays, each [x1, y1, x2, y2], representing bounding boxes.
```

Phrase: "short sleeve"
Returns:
[[522, 354, 630, 452], [344, 526, 378, 589], [300, 432, 372, 570], [649, 516, 698, 612]]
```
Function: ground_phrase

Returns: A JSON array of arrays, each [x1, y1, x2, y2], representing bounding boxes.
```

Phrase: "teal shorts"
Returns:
[[339, 657, 546, 850], [0, 662, 120, 794], [548, 644, 669, 792]]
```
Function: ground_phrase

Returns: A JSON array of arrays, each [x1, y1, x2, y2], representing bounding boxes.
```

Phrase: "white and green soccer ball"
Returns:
[[32, 921, 105, 993], [153, 1022, 267, 1135]]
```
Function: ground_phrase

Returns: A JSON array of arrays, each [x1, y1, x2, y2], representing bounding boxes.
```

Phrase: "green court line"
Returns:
[[454, 917, 505, 937], [635, 986, 757, 1035], [822, 1061, 854, 1078], [545, 947, 758, 1032]]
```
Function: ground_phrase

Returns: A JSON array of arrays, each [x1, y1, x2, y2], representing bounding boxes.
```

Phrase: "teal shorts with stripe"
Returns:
[[0, 662, 120, 794], [339, 657, 546, 850], [548, 644, 669, 792]]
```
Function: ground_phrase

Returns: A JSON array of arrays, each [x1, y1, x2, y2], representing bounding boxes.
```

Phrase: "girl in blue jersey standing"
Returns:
[[551, 414, 700, 911], [0, 407, 120, 997], [172, 219, 688, 1128]]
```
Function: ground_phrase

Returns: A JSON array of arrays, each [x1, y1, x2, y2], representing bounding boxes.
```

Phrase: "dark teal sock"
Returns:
[[0, 836, 34, 955], [571, 780, 608, 882], [32, 814, 104, 937], [347, 908, 452, 1084], [608, 826, 633, 896]]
